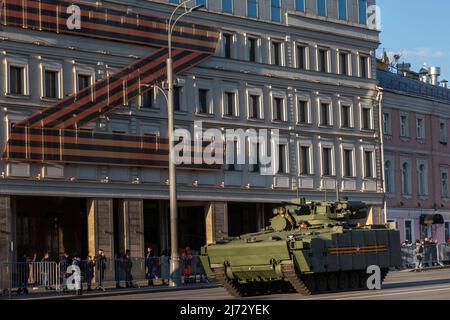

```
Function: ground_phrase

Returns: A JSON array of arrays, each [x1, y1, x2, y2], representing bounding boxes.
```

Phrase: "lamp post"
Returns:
[[166, 1, 204, 287]]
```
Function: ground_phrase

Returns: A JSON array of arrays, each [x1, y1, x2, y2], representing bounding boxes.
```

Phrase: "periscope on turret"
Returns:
[[199, 198, 401, 297]]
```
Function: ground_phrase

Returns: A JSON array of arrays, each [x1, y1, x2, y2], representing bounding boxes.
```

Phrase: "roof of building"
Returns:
[[377, 69, 450, 103]]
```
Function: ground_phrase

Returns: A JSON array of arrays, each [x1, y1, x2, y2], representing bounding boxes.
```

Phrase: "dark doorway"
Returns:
[[178, 205, 206, 252], [144, 201, 162, 255], [228, 203, 260, 237], [15, 196, 87, 261]]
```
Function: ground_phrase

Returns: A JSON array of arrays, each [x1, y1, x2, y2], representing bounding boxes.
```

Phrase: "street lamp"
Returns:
[[167, 0, 204, 287]]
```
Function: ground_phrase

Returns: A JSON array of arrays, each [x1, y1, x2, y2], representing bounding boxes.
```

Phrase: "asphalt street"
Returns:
[[80, 268, 450, 300]]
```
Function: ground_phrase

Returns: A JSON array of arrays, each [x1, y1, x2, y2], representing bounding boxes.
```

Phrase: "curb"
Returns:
[[407, 265, 450, 272], [9, 283, 220, 300]]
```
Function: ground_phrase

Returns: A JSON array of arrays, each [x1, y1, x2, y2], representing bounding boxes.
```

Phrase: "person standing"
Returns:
[[71, 253, 83, 296], [160, 249, 170, 286], [123, 250, 134, 288], [115, 251, 124, 289], [41, 252, 54, 290], [95, 249, 107, 291], [145, 246, 158, 286], [414, 240, 424, 272], [85, 256, 95, 292], [59, 251, 71, 293]]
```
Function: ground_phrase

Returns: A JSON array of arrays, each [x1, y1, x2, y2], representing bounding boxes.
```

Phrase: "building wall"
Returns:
[[382, 75, 450, 243]]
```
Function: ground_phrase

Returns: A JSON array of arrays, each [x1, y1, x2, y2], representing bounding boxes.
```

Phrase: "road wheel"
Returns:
[[338, 272, 349, 290], [349, 271, 360, 290], [359, 271, 369, 289], [316, 274, 328, 292], [327, 273, 338, 292], [304, 275, 316, 293]]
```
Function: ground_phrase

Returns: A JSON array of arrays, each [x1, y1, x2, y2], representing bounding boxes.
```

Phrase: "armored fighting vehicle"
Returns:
[[200, 198, 401, 297]]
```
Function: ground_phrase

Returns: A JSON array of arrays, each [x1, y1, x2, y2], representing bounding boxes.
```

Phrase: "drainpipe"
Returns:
[[376, 86, 387, 224]]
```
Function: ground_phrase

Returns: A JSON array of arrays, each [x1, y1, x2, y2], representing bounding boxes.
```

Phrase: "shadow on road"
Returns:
[[383, 278, 450, 290]]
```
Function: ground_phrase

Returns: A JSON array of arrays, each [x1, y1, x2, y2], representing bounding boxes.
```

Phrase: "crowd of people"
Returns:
[[401, 238, 440, 272], [13, 245, 203, 295]]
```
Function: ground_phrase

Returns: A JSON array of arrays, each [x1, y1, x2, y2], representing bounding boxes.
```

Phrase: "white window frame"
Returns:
[[269, 38, 285, 66], [382, 110, 392, 135], [195, 78, 214, 115], [173, 77, 187, 112], [294, 41, 310, 70], [247, 87, 263, 120], [276, 142, 290, 175], [271, 90, 287, 122], [316, 47, 331, 73], [358, 53, 371, 78], [401, 157, 412, 196], [337, 50, 352, 76], [222, 83, 239, 117], [417, 159, 429, 196], [318, 96, 333, 127], [4, 56, 30, 96], [384, 156, 395, 195], [361, 145, 376, 179], [339, 99, 354, 129], [296, 93, 311, 125], [245, 35, 261, 63], [360, 104, 373, 130], [40, 61, 63, 100], [416, 114, 426, 140], [400, 112, 410, 137], [298, 140, 314, 175], [73, 65, 95, 94], [320, 141, 335, 177], [221, 31, 235, 59], [341, 143, 356, 178]]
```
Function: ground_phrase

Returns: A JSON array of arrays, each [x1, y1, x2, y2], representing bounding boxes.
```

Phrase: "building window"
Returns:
[[341, 105, 351, 128], [173, 85, 182, 111], [224, 91, 236, 116], [359, 0, 367, 24], [385, 160, 393, 193], [362, 107, 371, 130], [298, 100, 309, 124], [273, 97, 285, 121], [278, 144, 288, 174], [418, 163, 428, 196], [442, 171, 449, 198], [440, 120, 447, 144], [317, 0, 327, 17], [222, 0, 233, 13], [416, 117, 425, 140], [249, 142, 260, 173], [299, 146, 311, 175], [359, 55, 369, 78], [226, 141, 239, 171], [295, 0, 305, 12], [271, 41, 282, 66], [445, 222, 450, 243], [77, 74, 91, 91], [247, 0, 258, 17], [248, 37, 257, 62], [142, 87, 155, 109], [338, 0, 347, 20], [320, 102, 330, 126], [383, 112, 391, 135], [405, 220, 413, 243], [271, 0, 281, 22], [322, 147, 333, 176], [297, 45, 307, 70], [339, 52, 349, 75], [364, 150, 374, 178], [402, 162, 412, 195], [248, 94, 261, 119], [9, 66, 25, 95], [198, 88, 210, 114], [223, 33, 233, 59], [318, 48, 329, 73], [44, 70, 59, 98], [400, 114, 409, 137], [196, 0, 206, 6], [343, 149, 353, 177]]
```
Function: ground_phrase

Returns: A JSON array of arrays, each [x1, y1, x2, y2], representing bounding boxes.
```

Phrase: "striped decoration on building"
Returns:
[[1, 0, 221, 171]]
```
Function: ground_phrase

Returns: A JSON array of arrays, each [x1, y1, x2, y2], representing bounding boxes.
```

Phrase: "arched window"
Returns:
[[418, 164, 428, 196], [402, 162, 411, 195]]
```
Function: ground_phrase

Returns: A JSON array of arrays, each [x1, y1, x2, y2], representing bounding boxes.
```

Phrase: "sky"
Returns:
[[377, 0, 450, 80]]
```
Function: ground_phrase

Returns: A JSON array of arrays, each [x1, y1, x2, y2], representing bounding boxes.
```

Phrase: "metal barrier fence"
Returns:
[[401, 243, 450, 269], [1, 255, 209, 296], [0, 262, 60, 296]]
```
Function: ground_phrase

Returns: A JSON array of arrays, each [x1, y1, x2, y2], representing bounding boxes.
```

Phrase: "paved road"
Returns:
[[80, 269, 450, 300]]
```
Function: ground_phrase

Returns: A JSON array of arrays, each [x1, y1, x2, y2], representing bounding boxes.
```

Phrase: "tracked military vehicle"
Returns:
[[200, 199, 401, 297]]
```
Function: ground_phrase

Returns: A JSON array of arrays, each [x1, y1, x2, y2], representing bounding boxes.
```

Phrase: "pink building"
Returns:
[[378, 65, 450, 244]]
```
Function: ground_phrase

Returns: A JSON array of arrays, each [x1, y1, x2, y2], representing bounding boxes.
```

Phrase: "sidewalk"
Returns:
[[1, 281, 220, 300]]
